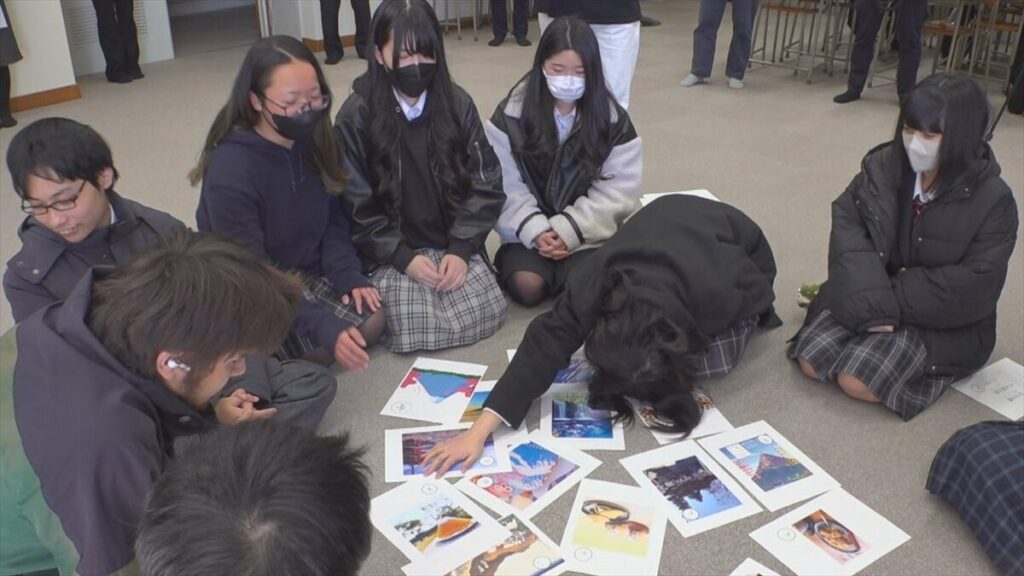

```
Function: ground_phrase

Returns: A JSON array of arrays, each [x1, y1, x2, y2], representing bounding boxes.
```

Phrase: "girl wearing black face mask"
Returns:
[[334, 0, 507, 354], [193, 35, 386, 373]]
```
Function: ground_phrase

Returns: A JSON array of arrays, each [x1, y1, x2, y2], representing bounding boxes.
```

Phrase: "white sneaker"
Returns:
[[680, 73, 706, 87], [727, 77, 745, 89]]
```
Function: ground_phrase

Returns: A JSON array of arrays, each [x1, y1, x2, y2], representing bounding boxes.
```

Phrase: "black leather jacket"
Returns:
[[333, 74, 504, 270]]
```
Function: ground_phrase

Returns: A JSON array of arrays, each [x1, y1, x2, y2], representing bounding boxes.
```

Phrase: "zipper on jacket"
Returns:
[[544, 123, 582, 202], [474, 140, 486, 182]]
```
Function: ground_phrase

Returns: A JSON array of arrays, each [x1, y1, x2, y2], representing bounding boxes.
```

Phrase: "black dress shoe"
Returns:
[[516, 36, 532, 47], [488, 35, 505, 47], [106, 71, 133, 84], [640, 15, 661, 27], [129, 67, 145, 79], [0, 113, 16, 129], [833, 90, 861, 104], [325, 53, 343, 65]]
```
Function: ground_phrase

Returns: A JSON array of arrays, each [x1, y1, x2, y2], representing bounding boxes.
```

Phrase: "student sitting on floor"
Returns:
[[0, 232, 328, 576], [3, 117, 184, 323], [194, 35, 384, 372], [334, 0, 507, 353], [423, 195, 782, 475], [136, 420, 371, 576], [789, 73, 1018, 420], [487, 15, 642, 307]]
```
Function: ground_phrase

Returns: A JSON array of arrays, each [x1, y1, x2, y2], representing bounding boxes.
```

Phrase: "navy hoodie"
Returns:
[[196, 128, 370, 349]]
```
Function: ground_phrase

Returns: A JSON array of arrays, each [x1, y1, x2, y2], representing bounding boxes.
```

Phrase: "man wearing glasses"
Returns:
[[3, 117, 183, 323]]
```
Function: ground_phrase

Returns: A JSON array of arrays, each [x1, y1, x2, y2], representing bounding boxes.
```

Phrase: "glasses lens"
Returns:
[[21, 204, 45, 215], [50, 200, 78, 212]]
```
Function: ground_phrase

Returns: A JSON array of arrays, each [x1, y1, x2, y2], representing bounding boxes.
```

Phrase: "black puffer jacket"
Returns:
[[333, 74, 504, 270], [811, 142, 1018, 377]]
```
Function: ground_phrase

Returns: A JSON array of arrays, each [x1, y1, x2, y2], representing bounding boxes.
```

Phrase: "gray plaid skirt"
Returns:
[[788, 309, 954, 420], [687, 315, 760, 379], [276, 276, 369, 360], [371, 248, 508, 353]]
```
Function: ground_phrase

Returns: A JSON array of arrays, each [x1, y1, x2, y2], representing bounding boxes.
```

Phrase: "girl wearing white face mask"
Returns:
[[485, 16, 643, 307], [789, 73, 1019, 421]]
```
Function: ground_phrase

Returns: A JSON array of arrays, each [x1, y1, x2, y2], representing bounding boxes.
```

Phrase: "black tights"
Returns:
[[506, 271, 548, 308]]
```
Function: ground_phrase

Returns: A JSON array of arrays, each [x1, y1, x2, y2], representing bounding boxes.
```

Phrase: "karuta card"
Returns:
[[750, 489, 910, 576], [560, 479, 667, 576], [539, 382, 625, 451], [507, 348, 594, 385], [729, 558, 781, 576], [631, 387, 733, 444], [381, 358, 488, 424], [507, 349, 517, 363], [385, 423, 512, 483], [952, 358, 1024, 420], [459, 380, 496, 424], [620, 440, 761, 538], [456, 431, 601, 520], [698, 421, 840, 512], [403, 514, 567, 576], [371, 478, 510, 564]]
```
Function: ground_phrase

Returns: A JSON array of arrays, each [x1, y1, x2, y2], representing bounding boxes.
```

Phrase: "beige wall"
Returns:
[[5, 0, 77, 97]]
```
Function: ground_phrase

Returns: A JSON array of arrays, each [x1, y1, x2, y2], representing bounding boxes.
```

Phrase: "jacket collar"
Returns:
[[861, 141, 1000, 205]]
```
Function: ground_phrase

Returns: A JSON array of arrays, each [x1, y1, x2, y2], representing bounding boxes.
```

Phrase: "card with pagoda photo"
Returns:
[[698, 421, 840, 511]]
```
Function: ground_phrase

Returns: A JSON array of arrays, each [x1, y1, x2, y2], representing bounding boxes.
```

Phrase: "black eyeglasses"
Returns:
[[21, 181, 87, 216], [262, 92, 331, 117]]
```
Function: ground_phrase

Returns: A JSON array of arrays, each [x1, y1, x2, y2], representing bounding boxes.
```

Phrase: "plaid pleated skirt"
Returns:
[[788, 309, 954, 420], [276, 276, 370, 360], [687, 315, 760, 379], [371, 248, 508, 353], [927, 421, 1024, 576]]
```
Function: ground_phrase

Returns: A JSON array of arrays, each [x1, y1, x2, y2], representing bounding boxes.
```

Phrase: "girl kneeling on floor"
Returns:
[[487, 15, 642, 307], [194, 36, 385, 371], [789, 73, 1018, 420], [334, 0, 507, 353]]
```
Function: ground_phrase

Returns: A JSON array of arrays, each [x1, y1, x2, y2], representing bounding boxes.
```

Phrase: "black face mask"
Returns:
[[387, 62, 436, 99], [269, 106, 325, 144]]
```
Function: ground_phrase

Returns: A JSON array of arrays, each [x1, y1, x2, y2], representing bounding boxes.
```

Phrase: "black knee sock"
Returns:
[[0, 66, 11, 117]]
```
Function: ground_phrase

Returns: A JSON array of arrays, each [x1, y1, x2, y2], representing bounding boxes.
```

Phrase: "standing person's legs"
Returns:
[[490, 0, 509, 44], [113, 0, 141, 78], [320, 0, 344, 63], [0, 66, 14, 128], [512, 0, 530, 42], [836, 0, 883, 102], [591, 21, 641, 109], [895, 0, 927, 97], [351, 0, 371, 58], [725, 0, 761, 81], [91, 0, 130, 82], [690, 0, 728, 80]]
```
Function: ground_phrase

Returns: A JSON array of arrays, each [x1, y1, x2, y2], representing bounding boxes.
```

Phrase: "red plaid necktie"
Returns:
[[912, 197, 927, 223]]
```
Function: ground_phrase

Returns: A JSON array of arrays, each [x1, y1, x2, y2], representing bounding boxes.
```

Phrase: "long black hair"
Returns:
[[518, 16, 615, 186], [190, 36, 346, 192], [365, 0, 470, 220], [584, 272, 701, 436], [894, 73, 990, 192]]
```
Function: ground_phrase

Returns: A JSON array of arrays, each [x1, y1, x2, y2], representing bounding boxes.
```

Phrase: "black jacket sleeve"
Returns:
[[483, 283, 596, 428], [826, 176, 901, 332], [334, 94, 412, 268], [446, 94, 505, 262], [893, 192, 1018, 329], [2, 268, 57, 324]]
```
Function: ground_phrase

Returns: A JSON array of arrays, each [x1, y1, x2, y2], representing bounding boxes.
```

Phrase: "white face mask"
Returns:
[[544, 71, 585, 102], [901, 132, 942, 173]]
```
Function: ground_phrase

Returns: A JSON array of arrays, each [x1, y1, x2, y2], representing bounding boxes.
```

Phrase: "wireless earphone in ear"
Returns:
[[166, 358, 191, 372]]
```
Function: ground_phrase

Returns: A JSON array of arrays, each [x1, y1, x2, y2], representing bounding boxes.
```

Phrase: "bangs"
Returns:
[[391, 11, 440, 61], [902, 88, 945, 134]]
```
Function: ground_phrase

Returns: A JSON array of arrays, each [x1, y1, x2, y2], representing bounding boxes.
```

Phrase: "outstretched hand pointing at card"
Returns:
[[423, 412, 502, 477]]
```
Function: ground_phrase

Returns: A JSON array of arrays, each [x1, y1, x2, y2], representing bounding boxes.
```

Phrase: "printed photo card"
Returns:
[[381, 358, 489, 424]]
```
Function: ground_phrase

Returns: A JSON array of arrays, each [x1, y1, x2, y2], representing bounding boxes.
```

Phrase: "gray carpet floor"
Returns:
[[1, 1, 1021, 574]]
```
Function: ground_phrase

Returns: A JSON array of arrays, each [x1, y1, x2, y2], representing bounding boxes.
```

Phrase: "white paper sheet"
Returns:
[[371, 478, 511, 564], [750, 489, 911, 576], [507, 349, 516, 363], [457, 431, 601, 519], [698, 421, 840, 512], [560, 479, 668, 576], [384, 423, 512, 483], [539, 382, 625, 451], [729, 558, 781, 576], [403, 514, 568, 576], [631, 387, 734, 444], [381, 358, 489, 424], [952, 358, 1024, 420], [620, 440, 761, 538], [639, 189, 721, 206]]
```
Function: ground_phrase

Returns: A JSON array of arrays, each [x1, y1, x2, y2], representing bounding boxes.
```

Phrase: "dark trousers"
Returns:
[[491, 0, 529, 39], [320, 0, 371, 59], [0, 66, 10, 118], [92, 0, 140, 79], [691, 0, 761, 79], [847, 0, 928, 96]]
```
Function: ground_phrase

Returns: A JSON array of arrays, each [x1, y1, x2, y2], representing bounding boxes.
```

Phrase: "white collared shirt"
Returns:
[[554, 106, 577, 144], [914, 173, 934, 204], [394, 89, 428, 121]]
